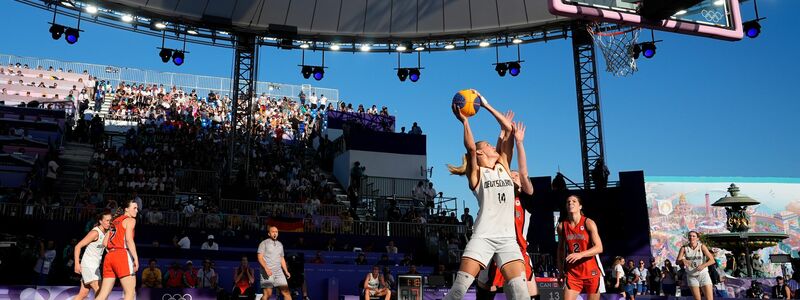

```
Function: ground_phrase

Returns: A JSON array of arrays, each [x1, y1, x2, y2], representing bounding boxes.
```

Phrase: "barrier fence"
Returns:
[[218, 198, 348, 217], [0, 53, 340, 104], [360, 176, 423, 198], [0, 202, 466, 238]]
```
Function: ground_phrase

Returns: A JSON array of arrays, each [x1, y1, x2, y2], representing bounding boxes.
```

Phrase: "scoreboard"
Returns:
[[398, 275, 423, 300]]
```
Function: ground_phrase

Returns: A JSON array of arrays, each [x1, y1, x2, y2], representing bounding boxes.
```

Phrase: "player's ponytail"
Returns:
[[447, 154, 469, 175], [113, 199, 137, 218]]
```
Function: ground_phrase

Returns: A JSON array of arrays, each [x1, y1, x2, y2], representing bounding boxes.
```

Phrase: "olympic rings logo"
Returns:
[[701, 9, 724, 23], [162, 294, 193, 300]]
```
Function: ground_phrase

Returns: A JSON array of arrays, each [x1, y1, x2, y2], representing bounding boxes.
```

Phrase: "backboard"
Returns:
[[548, 0, 743, 40]]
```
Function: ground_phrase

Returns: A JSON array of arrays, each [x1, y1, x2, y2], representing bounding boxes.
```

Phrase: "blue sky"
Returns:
[[2, 0, 798, 214]]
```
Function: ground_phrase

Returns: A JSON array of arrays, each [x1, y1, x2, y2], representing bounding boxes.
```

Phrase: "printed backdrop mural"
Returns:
[[645, 177, 800, 277]]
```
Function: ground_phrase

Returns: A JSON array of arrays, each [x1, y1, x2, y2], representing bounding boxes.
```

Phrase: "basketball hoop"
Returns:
[[587, 23, 641, 77]]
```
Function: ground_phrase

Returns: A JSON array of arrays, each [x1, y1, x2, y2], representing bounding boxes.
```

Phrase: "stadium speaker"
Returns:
[[495, 63, 508, 77], [159, 48, 173, 63], [49, 24, 64, 40], [408, 68, 420, 82]]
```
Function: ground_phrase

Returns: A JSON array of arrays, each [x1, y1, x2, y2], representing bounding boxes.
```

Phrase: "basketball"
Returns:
[[452, 89, 482, 117]]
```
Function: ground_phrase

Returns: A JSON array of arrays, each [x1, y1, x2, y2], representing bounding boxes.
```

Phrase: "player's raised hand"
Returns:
[[452, 103, 467, 123], [514, 121, 526, 142]]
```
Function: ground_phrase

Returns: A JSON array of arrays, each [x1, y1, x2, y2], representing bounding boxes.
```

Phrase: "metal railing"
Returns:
[[0, 202, 467, 238], [360, 176, 427, 198], [0, 53, 340, 104], [219, 198, 348, 217]]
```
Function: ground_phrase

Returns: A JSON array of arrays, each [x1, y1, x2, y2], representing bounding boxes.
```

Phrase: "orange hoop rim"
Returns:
[[587, 24, 641, 37]]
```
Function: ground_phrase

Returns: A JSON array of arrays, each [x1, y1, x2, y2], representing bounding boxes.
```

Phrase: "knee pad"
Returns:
[[444, 271, 475, 300], [504, 275, 530, 300]]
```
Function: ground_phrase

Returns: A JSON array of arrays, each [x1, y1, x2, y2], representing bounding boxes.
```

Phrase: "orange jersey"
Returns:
[[488, 196, 533, 287], [562, 216, 602, 279], [108, 215, 132, 250]]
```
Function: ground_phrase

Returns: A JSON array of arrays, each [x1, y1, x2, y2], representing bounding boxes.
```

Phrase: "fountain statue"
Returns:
[[705, 184, 788, 277]]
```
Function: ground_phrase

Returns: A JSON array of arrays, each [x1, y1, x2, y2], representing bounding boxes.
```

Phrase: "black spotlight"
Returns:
[[159, 48, 172, 63], [507, 61, 521, 76], [172, 51, 185, 66], [397, 68, 409, 82], [495, 63, 508, 77], [633, 43, 642, 59], [743, 20, 761, 38], [64, 27, 79, 44], [49, 24, 64, 40], [301, 66, 312, 79], [312, 67, 324, 81], [408, 68, 420, 82], [640, 42, 656, 59]]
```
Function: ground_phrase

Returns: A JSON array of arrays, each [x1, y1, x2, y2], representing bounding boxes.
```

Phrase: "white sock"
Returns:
[[504, 275, 530, 300], [443, 271, 475, 300]]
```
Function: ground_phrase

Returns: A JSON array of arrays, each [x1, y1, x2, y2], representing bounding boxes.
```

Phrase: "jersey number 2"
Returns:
[[572, 243, 580, 253]]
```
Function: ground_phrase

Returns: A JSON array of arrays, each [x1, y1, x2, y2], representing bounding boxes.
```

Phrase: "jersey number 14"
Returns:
[[497, 193, 506, 204]]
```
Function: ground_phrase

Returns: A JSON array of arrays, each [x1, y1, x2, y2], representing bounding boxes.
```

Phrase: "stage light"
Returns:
[[60, 1, 74, 7], [641, 42, 656, 58], [218, 31, 229, 35], [674, 10, 687, 16], [444, 43, 455, 50], [360, 44, 371, 52], [172, 51, 184, 66], [330, 44, 341, 51], [495, 63, 508, 77], [186, 29, 198, 35], [408, 68, 420, 82], [301, 66, 312, 79], [479, 41, 491, 47], [154, 22, 167, 29], [397, 68, 409, 82], [396, 45, 407, 52], [85, 5, 98, 14], [299, 43, 310, 49], [415, 46, 425, 51], [633, 43, 642, 59], [507, 61, 521, 76], [312, 67, 324, 81], [744, 20, 761, 38], [49, 24, 64, 40], [512, 38, 523, 44], [713, 0, 724, 6], [121, 14, 134, 22], [159, 48, 172, 63], [64, 27, 79, 44]]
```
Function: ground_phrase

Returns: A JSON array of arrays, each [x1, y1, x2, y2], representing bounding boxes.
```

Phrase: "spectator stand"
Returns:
[[0, 53, 340, 111]]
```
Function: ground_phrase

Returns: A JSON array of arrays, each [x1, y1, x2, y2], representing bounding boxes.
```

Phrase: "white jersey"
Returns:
[[367, 273, 380, 289], [683, 243, 709, 276], [81, 227, 105, 266], [471, 164, 516, 239]]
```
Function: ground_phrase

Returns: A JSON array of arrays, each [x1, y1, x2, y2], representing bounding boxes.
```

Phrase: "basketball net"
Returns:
[[587, 23, 641, 77]]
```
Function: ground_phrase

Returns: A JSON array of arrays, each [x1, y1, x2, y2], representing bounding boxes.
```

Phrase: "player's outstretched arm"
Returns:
[[514, 121, 533, 196]]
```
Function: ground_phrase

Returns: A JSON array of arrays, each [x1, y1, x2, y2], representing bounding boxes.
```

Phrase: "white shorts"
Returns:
[[687, 272, 712, 287], [261, 272, 288, 288], [462, 236, 524, 268], [81, 263, 101, 283]]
